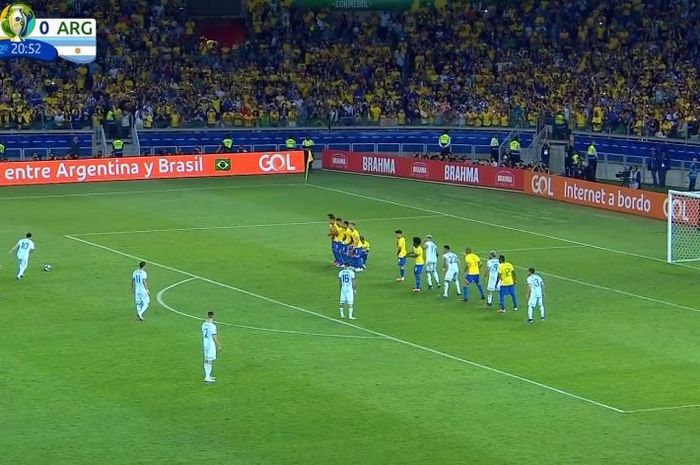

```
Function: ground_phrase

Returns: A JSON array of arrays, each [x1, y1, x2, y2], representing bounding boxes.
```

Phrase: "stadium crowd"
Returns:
[[0, 0, 698, 140]]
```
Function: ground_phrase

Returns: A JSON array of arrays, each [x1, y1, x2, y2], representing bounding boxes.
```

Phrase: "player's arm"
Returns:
[[212, 332, 221, 350], [130, 277, 135, 292], [526, 283, 531, 300], [512, 270, 517, 284], [352, 277, 357, 292], [143, 278, 149, 293], [8, 242, 18, 254]]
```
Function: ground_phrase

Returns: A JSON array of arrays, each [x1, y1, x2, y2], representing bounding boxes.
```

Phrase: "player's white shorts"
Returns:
[[487, 276, 499, 292], [340, 288, 354, 305], [425, 260, 437, 273], [17, 257, 28, 266], [444, 266, 459, 282], [528, 295, 543, 308], [203, 342, 217, 361], [135, 291, 150, 306]]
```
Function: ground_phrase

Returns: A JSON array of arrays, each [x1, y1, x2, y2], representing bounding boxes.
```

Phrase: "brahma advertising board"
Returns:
[[0, 151, 306, 186], [322, 150, 524, 191]]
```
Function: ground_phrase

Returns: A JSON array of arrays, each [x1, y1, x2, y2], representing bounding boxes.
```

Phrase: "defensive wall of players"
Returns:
[[322, 149, 694, 223]]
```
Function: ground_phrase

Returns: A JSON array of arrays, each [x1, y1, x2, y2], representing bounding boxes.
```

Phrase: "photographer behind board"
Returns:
[[616, 166, 632, 188]]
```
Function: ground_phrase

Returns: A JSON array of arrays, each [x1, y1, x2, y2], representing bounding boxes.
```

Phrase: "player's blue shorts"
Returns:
[[398, 257, 406, 267], [499, 284, 517, 301], [466, 274, 480, 284], [414, 264, 424, 275]]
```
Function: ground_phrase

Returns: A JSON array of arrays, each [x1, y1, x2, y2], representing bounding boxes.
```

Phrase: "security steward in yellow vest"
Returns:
[[218, 136, 234, 153], [0, 141, 5, 159], [302, 137, 315, 172], [438, 130, 451, 156], [285, 137, 296, 150], [586, 141, 598, 182], [112, 138, 124, 158], [509, 137, 521, 164]]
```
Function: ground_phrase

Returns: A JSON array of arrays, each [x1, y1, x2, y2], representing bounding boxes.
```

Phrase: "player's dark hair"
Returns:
[[359, 235, 365, 241], [413, 236, 421, 247], [336, 217, 342, 222], [499, 255, 505, 262], [529, 267, 535, 273], [343, 220, 349, 226], [444, 245, 450, 250], [328, 213, 335, 219], [349, 222, 356, 227], [207, 311, 214, 318], [395, 229, 402, 234], [26, 232, 32, 238], [139, 261, 146, 268]]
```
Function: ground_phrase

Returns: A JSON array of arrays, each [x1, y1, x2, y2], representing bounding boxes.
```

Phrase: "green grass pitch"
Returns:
[[1, 171, 699, 465]]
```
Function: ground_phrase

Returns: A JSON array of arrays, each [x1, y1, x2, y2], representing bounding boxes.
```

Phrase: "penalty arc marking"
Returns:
[[156, 277, 385, 340]]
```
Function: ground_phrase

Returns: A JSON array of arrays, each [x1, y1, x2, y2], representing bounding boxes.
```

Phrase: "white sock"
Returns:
[[454, 280, 461, 295], [204, 362, 212, 379], [433, 272, 440, 285], [136, 304, 142, 316], [487, 293, 493, 304], [443, 281, 449, 297], [349, 307, 354, 318], [528, 306, 534, 320], [339, 306, 344, 318], [540, 305, 546, 318], [18, 260, 27, 277], [427, 273, 433, 286]]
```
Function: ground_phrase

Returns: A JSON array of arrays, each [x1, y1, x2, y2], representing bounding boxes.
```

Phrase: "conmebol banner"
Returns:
[[322, 149, 524, 191], [0, 151, 306, 186]]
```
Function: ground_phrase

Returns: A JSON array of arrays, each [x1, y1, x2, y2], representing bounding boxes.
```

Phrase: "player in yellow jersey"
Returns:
[[496, 254, 518, 313], [334, 217, 346, 267], [395, 229, 407, 282], [347, 222, 362, 270], [358, 235, 370, 269], [341, 220, 353, 265], [463, 247, 485, 302], [407, 236, 425, 292], [328, 214, 340, 266]]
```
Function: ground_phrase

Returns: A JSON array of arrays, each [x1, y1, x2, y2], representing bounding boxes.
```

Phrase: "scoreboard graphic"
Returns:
[[0, 3, 95, 63]]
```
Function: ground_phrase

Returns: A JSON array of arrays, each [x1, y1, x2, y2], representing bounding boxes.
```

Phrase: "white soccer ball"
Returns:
[[43, 264, 53, 272]]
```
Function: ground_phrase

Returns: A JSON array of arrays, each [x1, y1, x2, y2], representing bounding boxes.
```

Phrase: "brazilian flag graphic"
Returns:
[[215, 158, 231, 171]]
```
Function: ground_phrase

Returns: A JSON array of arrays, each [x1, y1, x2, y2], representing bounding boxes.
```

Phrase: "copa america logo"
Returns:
[[0, 3, 35, 42]]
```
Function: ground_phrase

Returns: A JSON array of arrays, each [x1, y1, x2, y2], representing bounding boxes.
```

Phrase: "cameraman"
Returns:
[[616, 166, 631, 187]]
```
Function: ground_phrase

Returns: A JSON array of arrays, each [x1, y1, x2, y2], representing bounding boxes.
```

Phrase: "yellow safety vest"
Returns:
[[112, 139, 124, 150], [439, 134, 451, 146], [285, 138, 296, 148], [302, 139, 314, 148], [509, 140, 520, 152], [555, 113, 565, 125], [0, 143, 5, 154], [587, 145, 597, 157], [106, 111, 114, 121], [222, 138, 233, 149]]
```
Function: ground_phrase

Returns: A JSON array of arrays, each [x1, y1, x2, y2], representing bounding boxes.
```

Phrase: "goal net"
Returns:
[[667, 190, 700, 263]]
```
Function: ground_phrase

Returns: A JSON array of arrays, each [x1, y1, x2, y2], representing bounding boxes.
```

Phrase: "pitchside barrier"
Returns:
[[0, 151, 306, 186], [322, 149, 695, 223]]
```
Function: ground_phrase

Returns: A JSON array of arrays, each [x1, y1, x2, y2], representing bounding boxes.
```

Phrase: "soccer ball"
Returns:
[[43, 264, 53, 272]]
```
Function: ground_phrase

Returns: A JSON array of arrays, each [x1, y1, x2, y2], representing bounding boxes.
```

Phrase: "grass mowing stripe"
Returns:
[[64, 233, 626, 414], [69, 215, 446, 237]]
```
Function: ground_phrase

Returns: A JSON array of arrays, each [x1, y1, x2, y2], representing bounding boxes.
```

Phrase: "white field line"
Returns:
[[69, 215, 446, 237], [157, 278, 385, 340], [0, 182, 306, 201], [65, 234, 625, 414], [624, 404, 700, 414], [475, 245, 586, 255], [307, 184, 674, 266], [309, 184, 700, 314]]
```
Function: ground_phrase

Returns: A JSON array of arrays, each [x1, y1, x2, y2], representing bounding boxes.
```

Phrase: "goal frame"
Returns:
[[667, 190, 700, 264]]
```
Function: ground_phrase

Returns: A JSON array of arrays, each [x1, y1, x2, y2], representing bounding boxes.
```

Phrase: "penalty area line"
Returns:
[[65, 233, 625, 414]]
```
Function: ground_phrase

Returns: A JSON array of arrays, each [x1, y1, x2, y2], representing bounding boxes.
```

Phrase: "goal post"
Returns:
[[667, 190, 700, 263]]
